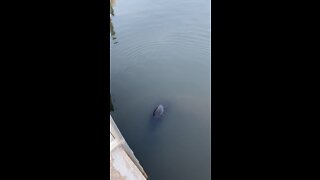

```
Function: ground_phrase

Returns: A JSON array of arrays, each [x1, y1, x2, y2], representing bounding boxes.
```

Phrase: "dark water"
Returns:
[[110, 0, 211, 179]]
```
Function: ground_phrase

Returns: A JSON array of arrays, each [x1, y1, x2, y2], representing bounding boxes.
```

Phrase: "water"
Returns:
[[110, 0, 211, 179]]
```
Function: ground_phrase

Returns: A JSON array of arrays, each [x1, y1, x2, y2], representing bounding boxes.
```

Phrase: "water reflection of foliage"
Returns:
[[110, 2, 117, 42], [110, 20, 116, 41], [110, 1, 115, 112], [110, 2, 114, 16]]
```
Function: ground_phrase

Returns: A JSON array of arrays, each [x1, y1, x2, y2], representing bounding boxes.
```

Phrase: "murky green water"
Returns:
[[110, 0, 211, 179]]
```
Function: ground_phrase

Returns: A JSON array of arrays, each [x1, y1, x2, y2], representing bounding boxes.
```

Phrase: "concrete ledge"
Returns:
[[110, 115, 148, 180]]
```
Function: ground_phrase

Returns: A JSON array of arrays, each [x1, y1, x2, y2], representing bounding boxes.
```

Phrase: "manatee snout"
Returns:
[[153, 104, 164, 118]]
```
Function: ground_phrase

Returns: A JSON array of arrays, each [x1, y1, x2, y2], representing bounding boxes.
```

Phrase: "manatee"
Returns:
[[153, 104, 164, 118]]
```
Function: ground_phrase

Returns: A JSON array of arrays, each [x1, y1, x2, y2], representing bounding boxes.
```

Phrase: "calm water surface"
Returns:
[[110, 0, 211, 179]]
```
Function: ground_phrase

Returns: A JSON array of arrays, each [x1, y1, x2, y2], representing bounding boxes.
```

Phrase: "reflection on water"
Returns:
[[110, 19, 117, 43], [110, 2, 117, 43], [110, 2, 114, 16], [110, 1, 116, 112], [110, 0, 211, 179]]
